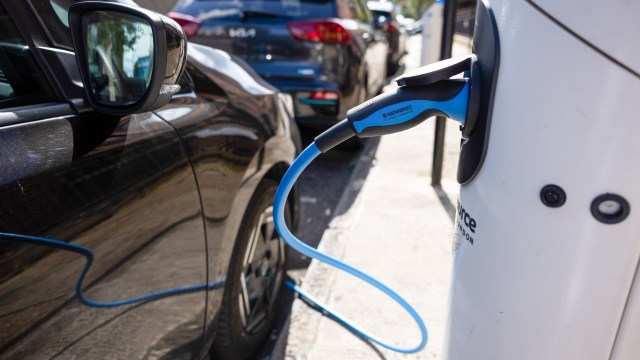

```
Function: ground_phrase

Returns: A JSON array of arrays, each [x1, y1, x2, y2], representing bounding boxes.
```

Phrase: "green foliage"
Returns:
[[87, 13, 140, 70], [397, 0, 435, 19]]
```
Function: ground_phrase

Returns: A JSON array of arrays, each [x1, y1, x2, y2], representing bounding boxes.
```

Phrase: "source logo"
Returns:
[[453, 201, 478, 254]]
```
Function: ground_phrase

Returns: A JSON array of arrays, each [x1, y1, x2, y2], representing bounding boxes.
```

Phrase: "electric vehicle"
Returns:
[[0, 1, 300, 359], [169, 0, 389, 130]]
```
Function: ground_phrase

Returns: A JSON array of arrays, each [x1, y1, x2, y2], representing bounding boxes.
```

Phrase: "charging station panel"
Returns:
[[447, 0, 640, 358], [530, 0, 640, 75]]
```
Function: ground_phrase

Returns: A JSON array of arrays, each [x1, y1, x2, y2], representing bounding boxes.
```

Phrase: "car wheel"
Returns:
[[211, 180, 288, 360]]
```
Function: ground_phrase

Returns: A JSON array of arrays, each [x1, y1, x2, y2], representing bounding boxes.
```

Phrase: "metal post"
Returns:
[[431, 0, 457, 186]]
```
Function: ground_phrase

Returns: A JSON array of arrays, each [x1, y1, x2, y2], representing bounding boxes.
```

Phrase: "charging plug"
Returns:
[[347, 79, 469, 137], [314, 55, 478, 152]]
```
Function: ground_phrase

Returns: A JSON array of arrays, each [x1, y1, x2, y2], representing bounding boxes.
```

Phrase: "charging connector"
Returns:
[[313, 55, 476, 153]]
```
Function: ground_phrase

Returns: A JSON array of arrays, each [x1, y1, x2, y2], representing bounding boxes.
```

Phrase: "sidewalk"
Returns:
[[283, 98, 463, 359]]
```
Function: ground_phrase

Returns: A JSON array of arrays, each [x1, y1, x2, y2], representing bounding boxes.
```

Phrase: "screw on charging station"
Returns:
[[540, 185, 566, 208]]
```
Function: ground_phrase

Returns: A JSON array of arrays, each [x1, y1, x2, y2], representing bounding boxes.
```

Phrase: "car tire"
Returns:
[[211, 180, 288, 360]]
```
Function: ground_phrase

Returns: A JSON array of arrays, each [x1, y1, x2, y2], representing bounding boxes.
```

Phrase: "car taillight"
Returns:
[[287, 20, 351, 44], [311, 91, 339, 101], [385, 22, 399, 33], [167, 12, 202, 38]]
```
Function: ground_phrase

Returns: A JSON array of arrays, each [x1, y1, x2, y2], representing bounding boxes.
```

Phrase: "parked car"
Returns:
[[0, 1, 300, 359], [397, 14, 419, 35], [168, 0, 389, 130], [367, 1, 407, 76]]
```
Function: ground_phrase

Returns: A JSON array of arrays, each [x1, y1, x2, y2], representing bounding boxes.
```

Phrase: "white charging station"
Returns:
[[446, 0, 640, 359], [420, 0, 444, 66]]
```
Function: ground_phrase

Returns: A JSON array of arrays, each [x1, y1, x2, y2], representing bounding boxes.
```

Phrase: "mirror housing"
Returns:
[[69, 2, 187, 115]]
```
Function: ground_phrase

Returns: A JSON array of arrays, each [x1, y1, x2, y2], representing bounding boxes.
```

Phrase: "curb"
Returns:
[[284, 137, 380, 359]]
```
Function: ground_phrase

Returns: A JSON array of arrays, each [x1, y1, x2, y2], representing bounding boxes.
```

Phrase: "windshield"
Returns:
[[174, 0, 335, 21]]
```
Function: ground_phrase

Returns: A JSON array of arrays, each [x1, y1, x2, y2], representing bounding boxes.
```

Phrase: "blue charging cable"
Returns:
[[0, 232, 225, 308], [274, 142, 428, 354], [2, 193, 425, 353], [3, 143, 425, 352], [272, 75, 471, 353], [273, 67, 477, 353], [2, 63, 472, 350]]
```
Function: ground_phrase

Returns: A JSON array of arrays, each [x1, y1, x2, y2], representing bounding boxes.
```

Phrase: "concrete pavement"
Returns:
[[282, 35, 466, 359]]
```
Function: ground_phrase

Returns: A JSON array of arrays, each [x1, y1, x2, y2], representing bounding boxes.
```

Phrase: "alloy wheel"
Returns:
[[237, 206, 285, 334]]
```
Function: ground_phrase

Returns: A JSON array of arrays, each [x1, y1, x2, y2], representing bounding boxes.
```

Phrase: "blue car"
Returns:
[[169, 0, 389, 130]]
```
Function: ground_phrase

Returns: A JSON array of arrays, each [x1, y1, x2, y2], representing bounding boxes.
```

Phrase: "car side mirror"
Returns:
[[69, 2, 186, 115]]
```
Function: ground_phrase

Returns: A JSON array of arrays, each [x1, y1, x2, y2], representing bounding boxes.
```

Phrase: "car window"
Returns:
[[27, 0, 75, 49], [370, 10, 392, 22], [174, 0, 336, 21], [0, 4, 55, 109]]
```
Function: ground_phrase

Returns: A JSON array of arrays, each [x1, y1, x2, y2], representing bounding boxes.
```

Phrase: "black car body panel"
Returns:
[[0, 1, 298, 358], [171, 0, 388, 129], [0, 111, 209, 359]]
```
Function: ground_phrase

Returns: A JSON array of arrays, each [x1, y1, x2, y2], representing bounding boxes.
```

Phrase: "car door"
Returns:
[[0, 2, 209, 359]]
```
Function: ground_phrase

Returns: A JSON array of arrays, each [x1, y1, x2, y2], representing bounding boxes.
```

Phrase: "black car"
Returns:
[[0, 1, 300, 359], [169, 0, 389, 130]]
